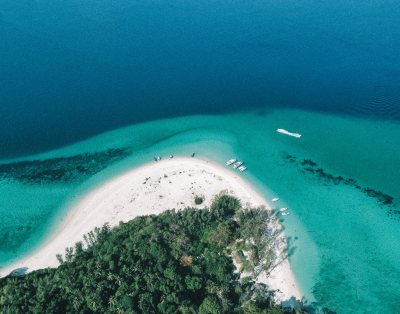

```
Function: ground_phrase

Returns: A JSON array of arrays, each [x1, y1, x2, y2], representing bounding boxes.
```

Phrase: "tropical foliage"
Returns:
[[0, 194, 310, 314], [194, 196, 203, 205]]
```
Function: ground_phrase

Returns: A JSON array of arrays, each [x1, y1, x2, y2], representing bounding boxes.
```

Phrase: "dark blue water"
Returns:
[[1, 0, 400, 159]]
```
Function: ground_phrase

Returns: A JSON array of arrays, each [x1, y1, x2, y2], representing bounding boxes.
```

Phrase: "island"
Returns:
[[0, 158, 312, 313]]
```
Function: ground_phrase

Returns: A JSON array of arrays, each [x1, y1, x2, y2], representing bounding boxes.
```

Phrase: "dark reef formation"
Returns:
[[284, 154, 297, 163], [0, 148, 131, 185], [0, 148, 133, 255], [300, 158, 317, 167], [283, 154, 398, 220]]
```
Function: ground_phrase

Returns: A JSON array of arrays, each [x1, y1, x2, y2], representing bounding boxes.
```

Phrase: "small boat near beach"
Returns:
[[169, 155, 173, 159], [238, 166, 247, 172], [191, 152, 195, 157], [281, 212, 290, 216], [279, 207, 288, 211], [226, 159, 236, 166], [233, 161, 243, 169], [272, 198, 279, 202], [277, 129, 301, 138]]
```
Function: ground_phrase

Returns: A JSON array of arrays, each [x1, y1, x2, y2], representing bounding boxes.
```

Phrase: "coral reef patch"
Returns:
[[283, 155, 398, 220], [0, 148, 131, 185]]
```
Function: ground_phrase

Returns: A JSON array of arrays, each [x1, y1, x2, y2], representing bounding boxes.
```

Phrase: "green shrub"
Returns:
[[195, 196, 203, 205], [199, 296, 222, 314], [211, 193, 240, 216], [236, 241, 245, 250], [242, 276, 252, 283], [242, 242, 252, 252], [222, 248, 232, 256], [242, 260, 254, 273]]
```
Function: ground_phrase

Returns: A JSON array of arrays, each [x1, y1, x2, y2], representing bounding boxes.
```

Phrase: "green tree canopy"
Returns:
[[0, 194, 321, 314]]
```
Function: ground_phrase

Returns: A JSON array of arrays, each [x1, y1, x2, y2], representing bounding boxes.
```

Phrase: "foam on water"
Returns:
[[1, 109, 400, 313]]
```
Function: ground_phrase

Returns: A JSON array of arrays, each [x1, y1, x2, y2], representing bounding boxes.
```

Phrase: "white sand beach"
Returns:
[[1, 157, 301, 305]]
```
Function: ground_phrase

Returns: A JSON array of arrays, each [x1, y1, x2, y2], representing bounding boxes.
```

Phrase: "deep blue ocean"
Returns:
[[1, 0, 400, 159], [1, 0, 400, 313]]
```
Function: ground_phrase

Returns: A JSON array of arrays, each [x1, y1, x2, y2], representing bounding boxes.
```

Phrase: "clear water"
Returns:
[[1, 111, 400, 313], [1, 0, 400, 313]]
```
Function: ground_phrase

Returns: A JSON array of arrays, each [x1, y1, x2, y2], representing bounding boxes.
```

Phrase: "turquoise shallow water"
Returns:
[[1, 109, 400, 313]]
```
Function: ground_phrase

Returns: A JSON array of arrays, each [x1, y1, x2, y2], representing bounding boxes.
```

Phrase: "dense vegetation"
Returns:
[[0, 194, 309, 314]]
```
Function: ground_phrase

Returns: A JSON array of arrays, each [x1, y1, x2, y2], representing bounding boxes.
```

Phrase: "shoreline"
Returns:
[[0, 157, 302, 304]]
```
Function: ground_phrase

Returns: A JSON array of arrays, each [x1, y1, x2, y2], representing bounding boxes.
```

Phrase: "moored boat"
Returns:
[[226, 159, 237, 166], [238, 166, 247, 172], [279, 207, 288, 211], [233, 161, 243, 169], [281, 212, 290, 216], [272, 198, 279, 202]]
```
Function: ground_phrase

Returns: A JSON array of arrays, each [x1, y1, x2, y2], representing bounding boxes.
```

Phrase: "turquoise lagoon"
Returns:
[[1, 109, 400, 313]]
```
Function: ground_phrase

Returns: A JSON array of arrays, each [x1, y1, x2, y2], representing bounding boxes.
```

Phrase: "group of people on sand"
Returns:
[[154, 153, 195, 162]]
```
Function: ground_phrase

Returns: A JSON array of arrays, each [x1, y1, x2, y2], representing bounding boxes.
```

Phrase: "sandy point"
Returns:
[[0, 157, 302, 306]]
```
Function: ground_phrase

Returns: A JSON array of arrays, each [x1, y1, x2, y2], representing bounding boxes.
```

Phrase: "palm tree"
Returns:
[[150, 233, 159, 243], [115, 275, 123, 286], [133, 274, 140, 282], [109, 296, 117, 306], [73, 297, 80, 311]]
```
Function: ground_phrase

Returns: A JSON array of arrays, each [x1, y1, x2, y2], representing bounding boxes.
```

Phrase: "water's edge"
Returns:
[[1, 109, 400, 313]]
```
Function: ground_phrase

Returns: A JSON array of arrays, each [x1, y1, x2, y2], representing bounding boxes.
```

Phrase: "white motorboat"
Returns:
[[169, 155, 173, 159], [272, 198, 279, 202], [238, 166, 247, 172], [280, 207, 288, 211], [226, 159, 237, 166], [281, 212, 290, 216], [233, 161, 243, 169], [277, 129, 301, 138]]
